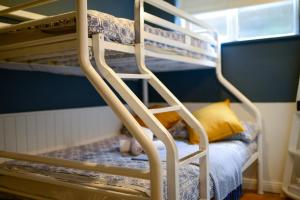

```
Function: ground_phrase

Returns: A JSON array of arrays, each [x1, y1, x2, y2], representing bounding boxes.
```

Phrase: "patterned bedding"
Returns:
[[0, 136, 257, 200], [0, 10, 217, 70]]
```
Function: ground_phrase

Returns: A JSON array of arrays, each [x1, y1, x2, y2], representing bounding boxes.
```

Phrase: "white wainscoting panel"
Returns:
[[4, 117, 16, 152], [0, 119, 4, 151], [16, 115, 27, 153], [0, 106, 121, 158]]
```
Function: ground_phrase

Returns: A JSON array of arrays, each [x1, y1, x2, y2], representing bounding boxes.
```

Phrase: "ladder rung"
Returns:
[[117, 73, 152, 80], [149, 105, 181, 114], [179, 150, 207, 166]]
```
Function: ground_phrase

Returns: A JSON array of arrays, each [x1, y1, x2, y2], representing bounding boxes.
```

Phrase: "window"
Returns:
[[191, 0, 298, 43]]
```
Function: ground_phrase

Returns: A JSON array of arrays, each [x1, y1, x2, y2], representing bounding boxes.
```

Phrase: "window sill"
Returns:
[[222, 34, 300, 47]]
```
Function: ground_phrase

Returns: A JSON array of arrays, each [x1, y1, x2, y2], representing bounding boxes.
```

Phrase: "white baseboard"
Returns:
[[243, 178, 282, 193]]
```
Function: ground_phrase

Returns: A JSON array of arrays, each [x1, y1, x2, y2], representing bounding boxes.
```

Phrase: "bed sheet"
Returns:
[[0, 135, 256, 200], [0, 10, 216, 70]]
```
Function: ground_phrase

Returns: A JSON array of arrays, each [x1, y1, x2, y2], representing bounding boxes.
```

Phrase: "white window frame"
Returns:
[[190, 0, 299, 43]]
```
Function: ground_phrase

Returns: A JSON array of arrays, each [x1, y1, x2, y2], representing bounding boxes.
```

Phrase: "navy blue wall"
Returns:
[[0, 0, 178, 114], [0, 69, 141, 114], [0, 0, 176, 20], [0, 1, 299, 114], [0, 0, 137, 114], [150, 36, 300, 103], [0, 0, 179, 114], [0, 0, 135, 19]]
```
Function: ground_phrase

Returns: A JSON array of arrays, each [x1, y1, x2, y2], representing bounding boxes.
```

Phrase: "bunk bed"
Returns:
[[0, 0, 264, 199]]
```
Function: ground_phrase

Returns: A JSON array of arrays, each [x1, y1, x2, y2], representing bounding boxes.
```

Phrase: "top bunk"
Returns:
[[0, 0, 219, 76]]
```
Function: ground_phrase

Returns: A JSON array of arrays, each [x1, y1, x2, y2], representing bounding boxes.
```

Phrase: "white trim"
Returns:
[[191, 0, 298, 44], [237, 33, 297, 42], [180, 0, 290, 14], [243, 178, 282, 193]]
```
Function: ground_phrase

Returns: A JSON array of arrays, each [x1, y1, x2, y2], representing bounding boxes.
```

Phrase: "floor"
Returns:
[[241, 191, 291, 200], [0, 190, 293, 200]]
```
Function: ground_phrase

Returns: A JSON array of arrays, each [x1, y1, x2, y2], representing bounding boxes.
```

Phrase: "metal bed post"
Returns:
[[76, 0, 163, 199], [143, 79, 149, 106], [215, 38, 264, 195]]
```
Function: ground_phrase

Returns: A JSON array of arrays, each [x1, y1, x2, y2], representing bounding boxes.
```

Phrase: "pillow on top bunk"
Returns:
[[188, 99, 245, 144], [135, 105, 181, 129]]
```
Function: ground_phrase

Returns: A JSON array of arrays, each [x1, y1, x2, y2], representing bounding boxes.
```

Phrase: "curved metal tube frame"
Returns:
[[215, 39, 264, 194], [134, 1, 209, 199], [76, 0, 162, 199]]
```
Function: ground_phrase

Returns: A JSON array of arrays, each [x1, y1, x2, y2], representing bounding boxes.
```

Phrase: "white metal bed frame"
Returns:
[[0, 0, 264, 199]]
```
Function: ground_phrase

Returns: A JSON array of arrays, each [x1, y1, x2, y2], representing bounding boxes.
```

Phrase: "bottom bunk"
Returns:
[[0, 134, 258, 200]]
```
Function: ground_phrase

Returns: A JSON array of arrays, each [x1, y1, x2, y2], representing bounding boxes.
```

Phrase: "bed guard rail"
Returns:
[[215, 40, 264, 194], [140, 0, 218, 67]]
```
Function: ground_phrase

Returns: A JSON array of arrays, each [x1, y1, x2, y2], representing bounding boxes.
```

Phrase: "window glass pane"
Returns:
[[238, 1, 295, 39], [193, 11, 229, 41]]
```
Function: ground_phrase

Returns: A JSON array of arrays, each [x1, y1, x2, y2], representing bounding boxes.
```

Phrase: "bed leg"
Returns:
[[257, 158, 264, 194], [257, 134, 264, 195], [200, 154, 210, 200]]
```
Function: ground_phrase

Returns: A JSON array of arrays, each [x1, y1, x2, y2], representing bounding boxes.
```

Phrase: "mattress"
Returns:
[[0, 136, 257, 200], [0, 10, 217, 74]]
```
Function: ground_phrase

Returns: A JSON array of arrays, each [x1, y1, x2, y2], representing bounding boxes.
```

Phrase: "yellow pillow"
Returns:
[[135, 105, 181, 129], [188, 99, 244, 144]]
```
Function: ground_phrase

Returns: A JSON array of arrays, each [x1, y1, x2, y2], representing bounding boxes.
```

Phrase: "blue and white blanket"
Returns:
[[1, 136, 256, 200], [135, 140, 256, 200]]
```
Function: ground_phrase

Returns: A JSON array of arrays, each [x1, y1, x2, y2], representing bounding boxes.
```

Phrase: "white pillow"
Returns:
[[225, 121, 259, 143], [131, 127, 153, 156]]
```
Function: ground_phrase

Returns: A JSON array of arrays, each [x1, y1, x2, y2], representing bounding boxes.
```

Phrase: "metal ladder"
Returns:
[[92, 33, 209, 200], [282, 75, 300, 199]]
